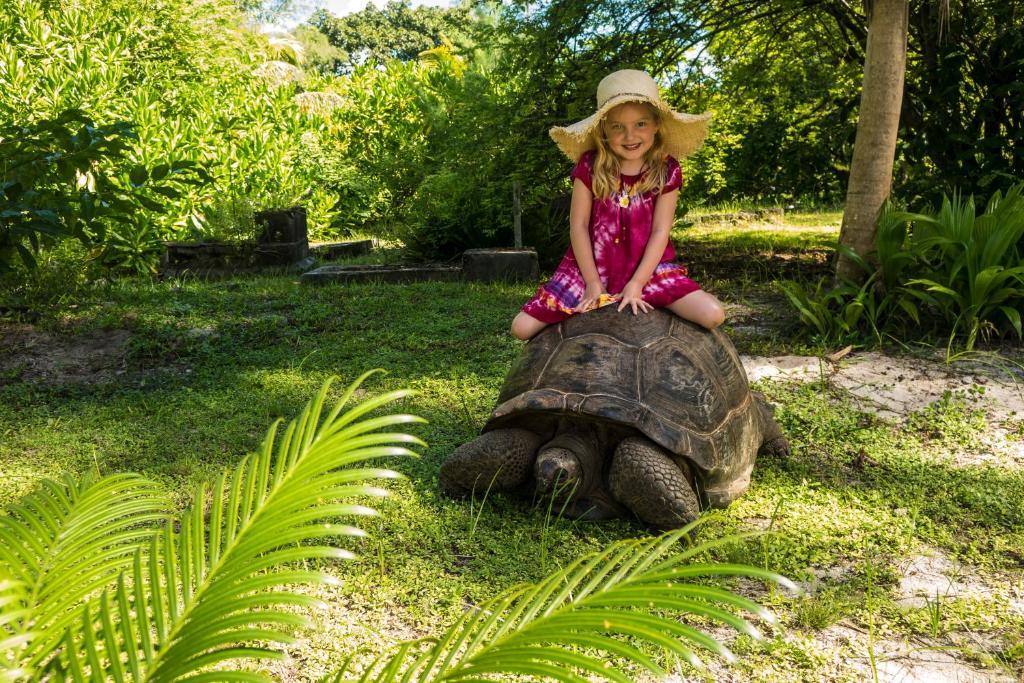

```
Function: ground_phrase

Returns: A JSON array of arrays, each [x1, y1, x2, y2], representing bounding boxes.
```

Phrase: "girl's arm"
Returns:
[[568, 178, 605, 310], [618, 188, 679, 314]]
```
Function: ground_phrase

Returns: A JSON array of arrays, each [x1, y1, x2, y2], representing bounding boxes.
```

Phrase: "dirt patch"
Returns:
[[0, 323, 131, 386], [897, 550, 998, 608], [814, 626, 1017, 682], [743, 351, 1024, 468], [745, 350, 1024, 424]]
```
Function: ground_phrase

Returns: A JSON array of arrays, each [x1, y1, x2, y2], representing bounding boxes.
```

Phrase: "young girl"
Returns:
[[511, 69, 725, 341]]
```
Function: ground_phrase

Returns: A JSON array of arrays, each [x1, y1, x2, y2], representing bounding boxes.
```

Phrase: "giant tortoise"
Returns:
[[439, 305, 788, 529]]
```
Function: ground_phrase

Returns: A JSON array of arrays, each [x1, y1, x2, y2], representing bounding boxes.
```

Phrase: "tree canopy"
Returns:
[[308, 0, 478, 73]]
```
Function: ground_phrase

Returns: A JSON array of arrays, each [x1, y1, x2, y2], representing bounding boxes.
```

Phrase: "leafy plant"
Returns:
[[189, 194, 259, 243], [0, 111, 184, 270], [1, 0, 314, 270], [1, 372, 424, 678], [92, 217, 167, 276], [0, 109, 208, 273], [777, 272, 888, 347], [782, 186, 1024, 351], [906, 185, 1024, 350]]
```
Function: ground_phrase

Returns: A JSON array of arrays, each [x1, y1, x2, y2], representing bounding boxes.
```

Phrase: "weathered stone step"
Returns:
[[302, 248, 540, 286], [301, 264, 461, 285], [310, 240, 374, 260], [462, 248, 539, 283]]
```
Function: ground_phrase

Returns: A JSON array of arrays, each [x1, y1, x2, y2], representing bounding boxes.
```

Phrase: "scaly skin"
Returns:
[[608, 436, 701, 530], [755, 392, 791, 458], [534, 430, 602, 497], [438, 428, 545, 498]]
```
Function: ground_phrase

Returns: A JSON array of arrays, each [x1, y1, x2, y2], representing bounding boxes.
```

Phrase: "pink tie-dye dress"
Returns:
[[521, 150, 701, 324]]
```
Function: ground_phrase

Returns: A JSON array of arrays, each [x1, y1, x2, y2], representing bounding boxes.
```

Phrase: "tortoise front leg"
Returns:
[[754, 392, 791, 458], [439, 428, 546, 498], [608, 436, 701, 530]]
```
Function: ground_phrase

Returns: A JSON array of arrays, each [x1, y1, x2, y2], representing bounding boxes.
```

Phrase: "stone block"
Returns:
[[255, 207, 307, 244], [310, 240, 374, 260], [255, 240, 308, 265], [462, 248, 539, 283]]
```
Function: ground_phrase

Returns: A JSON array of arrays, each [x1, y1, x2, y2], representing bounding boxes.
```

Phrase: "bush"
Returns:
[[782, 183, 1024, 351], [0, 0, 325, 271], [0, 110, 207, 276]]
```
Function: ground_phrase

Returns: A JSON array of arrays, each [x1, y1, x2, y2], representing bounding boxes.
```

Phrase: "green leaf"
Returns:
[[999, 306, 1022, 337], [128, 166, 148, 187], [136, 195, 166, 212], [150, 186, 181, 200], [896, 298, 920, 324], [349, 519, 792, 682], [13, 244, 36, 270], [52, 375, 424, 679], [0, 471, 165, 674]]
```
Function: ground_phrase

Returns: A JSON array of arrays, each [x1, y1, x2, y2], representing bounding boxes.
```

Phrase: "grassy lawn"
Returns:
[[1, 212, 1022, 681]]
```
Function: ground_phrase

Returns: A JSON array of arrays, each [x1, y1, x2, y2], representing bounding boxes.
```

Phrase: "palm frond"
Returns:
[[0, 570, 30, 681], [0, 469, 166, 675], [334, 519, 795, 682], [54, 371, 425, 680]]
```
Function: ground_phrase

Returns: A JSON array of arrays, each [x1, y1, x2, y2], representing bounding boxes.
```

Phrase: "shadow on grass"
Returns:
[[3, 268, 1020, 578]]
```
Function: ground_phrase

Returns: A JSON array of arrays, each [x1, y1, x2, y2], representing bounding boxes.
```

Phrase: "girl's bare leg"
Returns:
[[511, 312, 550, 340], [666, 291, 725, 330]]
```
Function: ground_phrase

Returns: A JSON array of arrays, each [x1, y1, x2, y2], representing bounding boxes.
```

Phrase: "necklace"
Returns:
[[616, 177, 636, 208], [615, 166, 647, 208]]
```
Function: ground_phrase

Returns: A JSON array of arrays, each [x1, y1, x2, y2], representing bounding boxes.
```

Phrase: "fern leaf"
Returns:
[[0, 470, 165, 675], [348, 518, 794, 682], [55, 375, 424, 680]]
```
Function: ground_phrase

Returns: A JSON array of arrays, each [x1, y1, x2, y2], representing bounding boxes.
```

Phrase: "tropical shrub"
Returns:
[[905, 185, 1024, 349], [0, 110, 207, 274], [0, 372, 792, 680], [0, 0, 342, 270], [782, 184, 1024, 351], [779, 273, 888, 348]]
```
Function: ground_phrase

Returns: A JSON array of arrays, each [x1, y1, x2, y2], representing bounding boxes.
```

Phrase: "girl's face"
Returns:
[[602, 102, 659, 164]]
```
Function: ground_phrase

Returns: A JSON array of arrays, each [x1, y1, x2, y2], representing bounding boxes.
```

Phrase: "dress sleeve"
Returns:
[[570, 150, 594, 191], [661, 155, 683, 194]]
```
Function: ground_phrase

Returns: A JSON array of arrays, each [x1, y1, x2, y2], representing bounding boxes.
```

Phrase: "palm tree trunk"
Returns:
[[836, 0, 909, 281]]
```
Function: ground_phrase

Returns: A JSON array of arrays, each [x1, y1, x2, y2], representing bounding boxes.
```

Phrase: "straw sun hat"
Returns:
[[549, 69, 712, 162]]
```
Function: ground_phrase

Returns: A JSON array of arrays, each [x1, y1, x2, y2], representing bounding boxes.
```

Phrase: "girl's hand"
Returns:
[[576, 281, 608, 312], [617, 281, 652, 315]]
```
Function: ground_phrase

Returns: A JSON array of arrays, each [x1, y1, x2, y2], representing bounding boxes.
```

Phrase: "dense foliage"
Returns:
[[0, 0, 331, 275], [0, 110, 208, 274], [781, 183, 1024, 351], [1, 0, 1021, 276]]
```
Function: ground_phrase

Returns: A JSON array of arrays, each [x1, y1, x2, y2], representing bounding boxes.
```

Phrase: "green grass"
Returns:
[[1, 211, 1021, 681]]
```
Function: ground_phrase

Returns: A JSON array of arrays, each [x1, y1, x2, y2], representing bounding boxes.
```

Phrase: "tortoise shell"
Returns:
[[485, 305, 762, 497]]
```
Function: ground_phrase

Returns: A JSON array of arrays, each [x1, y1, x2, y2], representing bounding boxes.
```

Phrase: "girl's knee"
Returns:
[[703, 301, 725, 329], [511, 312, 546, 340], [669, 292, 725, 330]]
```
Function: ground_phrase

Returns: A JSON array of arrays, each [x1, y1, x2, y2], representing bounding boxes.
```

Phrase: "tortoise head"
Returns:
[[534, 429, 601, 498]]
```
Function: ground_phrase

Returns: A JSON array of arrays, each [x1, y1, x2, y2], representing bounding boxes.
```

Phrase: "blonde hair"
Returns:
[[590, 103, 671, 200]]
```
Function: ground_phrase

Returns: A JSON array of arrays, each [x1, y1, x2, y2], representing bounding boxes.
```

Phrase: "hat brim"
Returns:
[[549, 94, 712, 162]]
